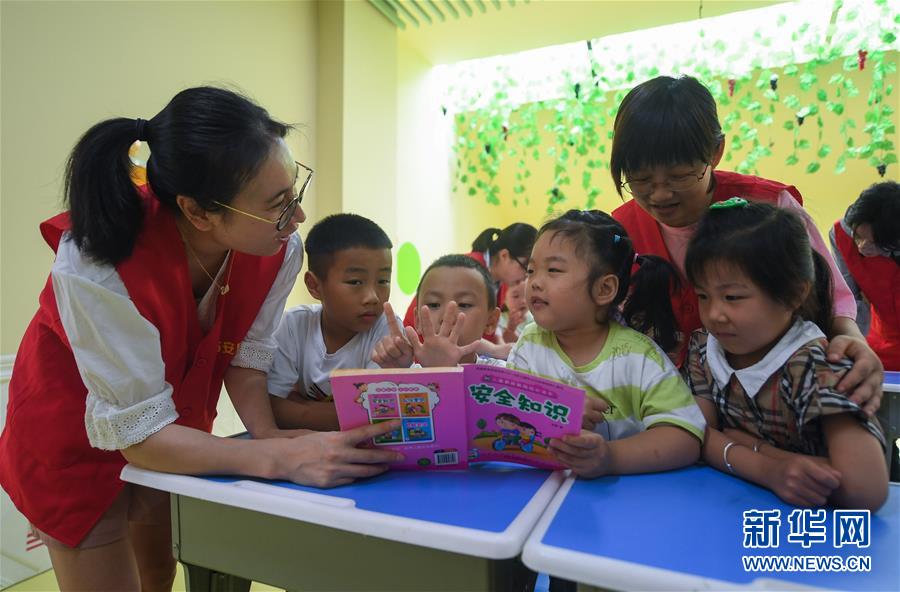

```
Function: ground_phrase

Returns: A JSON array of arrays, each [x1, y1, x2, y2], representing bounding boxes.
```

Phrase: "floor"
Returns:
[[3, 563, 280, 592], [5, 565, 552, 591]]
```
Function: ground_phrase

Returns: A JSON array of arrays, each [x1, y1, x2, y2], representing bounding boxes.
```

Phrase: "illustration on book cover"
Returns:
[[332, 368, 468, 469], [332, 366, 584, 470]]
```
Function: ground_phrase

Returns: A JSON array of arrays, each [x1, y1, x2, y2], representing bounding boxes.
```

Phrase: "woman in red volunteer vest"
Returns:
[[401, 223, 537, 343], [0, 87, 401, 591], [609, 75, 884, 415], [830, 182, 900, 371]]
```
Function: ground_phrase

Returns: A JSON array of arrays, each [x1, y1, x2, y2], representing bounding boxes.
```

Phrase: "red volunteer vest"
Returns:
[[0, 187, 285, 546], [613, 170, 803, 363], [833, 221, 900, 370]]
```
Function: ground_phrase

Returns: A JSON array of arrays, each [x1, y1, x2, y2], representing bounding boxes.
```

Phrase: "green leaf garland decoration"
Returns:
[[447, 0, 898, 209]]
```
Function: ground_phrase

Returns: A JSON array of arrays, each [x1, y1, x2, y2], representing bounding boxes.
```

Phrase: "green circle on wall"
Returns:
[[396, 242, 421, 296]]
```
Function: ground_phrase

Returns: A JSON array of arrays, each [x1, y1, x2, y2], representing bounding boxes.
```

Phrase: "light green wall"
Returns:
[[313, 0, 403, 306], [342, 0, 397, 233], [393, 36, 456, 311], [314, 0, 345, 222], [0, 0, 317, 354]]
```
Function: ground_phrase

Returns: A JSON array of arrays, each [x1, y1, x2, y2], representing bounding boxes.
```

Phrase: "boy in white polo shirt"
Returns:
[[268, 213, 397, 430]]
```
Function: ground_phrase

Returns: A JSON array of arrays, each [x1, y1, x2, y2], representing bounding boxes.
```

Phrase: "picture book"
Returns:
[[331, 367, 468, 470], [463, 365, 584, 469], [331, 365, 585, 471]]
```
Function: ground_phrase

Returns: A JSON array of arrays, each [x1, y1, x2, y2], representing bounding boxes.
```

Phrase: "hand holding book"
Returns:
[[548, 431, 613, 479], [582, 396, 610, 431], [274, 420, 406, 486]]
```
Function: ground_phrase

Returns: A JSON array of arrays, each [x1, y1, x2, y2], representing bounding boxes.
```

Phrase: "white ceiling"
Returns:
[[378, 0, 786, 65]]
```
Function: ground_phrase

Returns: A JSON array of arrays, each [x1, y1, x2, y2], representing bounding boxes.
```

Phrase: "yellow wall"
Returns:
[[314, 0, 345, 222], [392, 35, 457, 311], [313, 0, 406, 308], [342, 0, 397, 231], [3, 1, 896, 357], [449, 55, 900, 248], [0, 0, 317, 354], [315, 0, 400, 229]]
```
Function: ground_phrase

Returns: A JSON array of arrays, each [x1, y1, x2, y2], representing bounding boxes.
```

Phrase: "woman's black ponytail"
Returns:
[[64, 118, 144, 265], [62, 86, 291, 266]]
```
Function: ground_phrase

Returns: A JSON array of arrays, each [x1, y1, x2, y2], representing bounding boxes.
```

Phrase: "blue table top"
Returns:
[[885, 370, 899, 389], [205, 462, 553, 533], [541, 466, 899, 590]]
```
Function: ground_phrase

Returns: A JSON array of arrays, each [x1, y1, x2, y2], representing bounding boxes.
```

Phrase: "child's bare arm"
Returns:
[[549, 425, 699, 478], [608, 425, 700, 474], [696, 397, 842, 506], [459, 338, 513, 361], [271, 393, 340, 432], [822, 413, 888, 511]]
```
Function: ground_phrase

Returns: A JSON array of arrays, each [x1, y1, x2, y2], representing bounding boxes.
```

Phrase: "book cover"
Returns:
[[464, 365, 584, 469], [331, 367, 468, 470], [332, 365, 585, 471]]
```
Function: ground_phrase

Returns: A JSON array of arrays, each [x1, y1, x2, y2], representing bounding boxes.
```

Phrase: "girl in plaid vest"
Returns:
[[683, 199, 887, 510]]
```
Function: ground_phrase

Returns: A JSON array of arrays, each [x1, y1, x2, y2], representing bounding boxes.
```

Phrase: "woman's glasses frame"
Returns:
[[213, 161, 313, 231], [620, 162, 710, 197]]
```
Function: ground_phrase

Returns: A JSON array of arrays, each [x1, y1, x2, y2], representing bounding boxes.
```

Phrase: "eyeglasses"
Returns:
[[620, 163, 710, 197], [214, 161, 313, 231]]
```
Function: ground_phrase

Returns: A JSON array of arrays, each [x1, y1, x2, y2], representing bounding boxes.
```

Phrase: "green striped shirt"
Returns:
[[508, 321, 705, 442]]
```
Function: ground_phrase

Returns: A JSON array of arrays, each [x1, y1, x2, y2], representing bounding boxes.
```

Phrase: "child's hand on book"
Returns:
[[548, 430, 612, 478], [582, 397, 610, 430], [372, 303, 415, 368]]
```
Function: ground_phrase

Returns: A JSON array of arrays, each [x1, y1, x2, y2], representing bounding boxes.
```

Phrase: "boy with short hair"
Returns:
[[269, 213, 396, 430], [372, 254, 508, 368]]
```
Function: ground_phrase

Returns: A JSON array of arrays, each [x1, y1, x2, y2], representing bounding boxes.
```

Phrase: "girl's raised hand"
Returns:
[[371, 303, 414, 368], [502, 306, 527, 343], [548, 430, 613, 478], [274, 420, 405, 488], [764, 455, 842, 507], [582, 397, 610, 431]]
